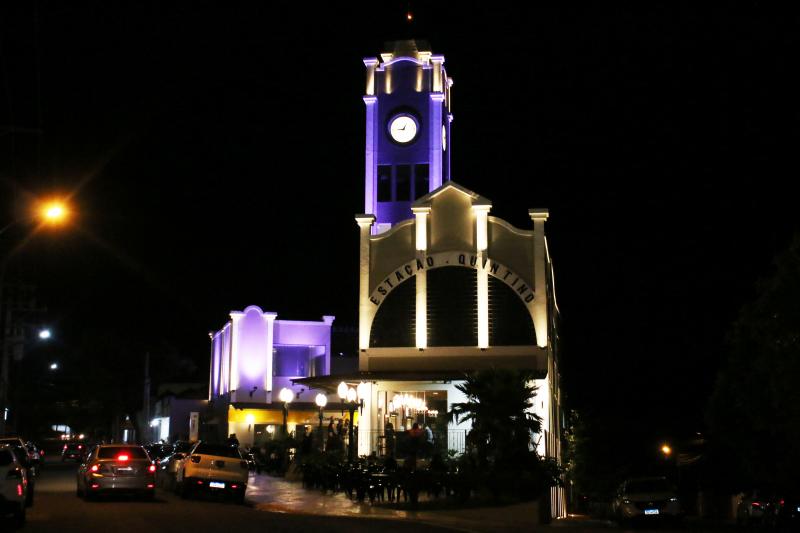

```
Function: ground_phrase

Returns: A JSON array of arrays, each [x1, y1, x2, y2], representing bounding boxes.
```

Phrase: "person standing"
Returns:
[[384, 422, 396, 458], [423, 423, 434, 457]]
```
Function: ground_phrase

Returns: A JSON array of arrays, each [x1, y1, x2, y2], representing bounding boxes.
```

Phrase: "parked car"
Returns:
[[76, 444, 157, 500], [0, 444, 29, 525], [0, 437, 36, 506], [175, 441, 248, 503], [25, 442, 42, 473], [773, 495, 800, 529], [157, 441, 194, 490], [736, 490, 776, 526], [144, 443, 173, 462], [62, 442, 87, 462], [612, 477, 682, 525]]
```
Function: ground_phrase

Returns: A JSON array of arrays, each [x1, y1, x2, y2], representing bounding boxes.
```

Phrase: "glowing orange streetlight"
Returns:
[[661, 443, 672, 457], [39, 199, 70, 226]]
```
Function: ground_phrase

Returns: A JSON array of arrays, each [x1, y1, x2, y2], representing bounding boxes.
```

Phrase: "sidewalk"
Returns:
[[245, 472, 539, 532]]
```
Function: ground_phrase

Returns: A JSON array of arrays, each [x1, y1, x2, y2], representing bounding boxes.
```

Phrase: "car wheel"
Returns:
[[12, 502, 26, 525]]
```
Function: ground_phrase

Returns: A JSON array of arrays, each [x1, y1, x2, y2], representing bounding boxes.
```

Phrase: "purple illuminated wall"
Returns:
[[235, 307, 270, 395], [209, 306, 334, 402]]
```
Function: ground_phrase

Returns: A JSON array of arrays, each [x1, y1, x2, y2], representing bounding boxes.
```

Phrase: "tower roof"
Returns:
[[383, 39, 431, 57]]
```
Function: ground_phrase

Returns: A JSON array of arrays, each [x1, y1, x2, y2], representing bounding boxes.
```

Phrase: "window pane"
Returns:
[[414, 164, 429, 199], [98, 447, 148, 459], [193, 443, 242, 458], [378, 165, 392, 202], [396, 165, 411, 201]]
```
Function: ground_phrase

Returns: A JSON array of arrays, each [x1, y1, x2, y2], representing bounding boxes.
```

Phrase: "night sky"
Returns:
[[1, 3, 797, 447]]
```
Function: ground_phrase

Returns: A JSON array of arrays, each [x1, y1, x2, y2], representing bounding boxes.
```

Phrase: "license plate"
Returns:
[[209, 481, 225, 489], [644, 509, 659, 515]]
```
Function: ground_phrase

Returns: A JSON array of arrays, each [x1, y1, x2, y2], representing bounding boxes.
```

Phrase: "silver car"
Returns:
[[76, 444, 157, 500], [613, 477, 682, 524]]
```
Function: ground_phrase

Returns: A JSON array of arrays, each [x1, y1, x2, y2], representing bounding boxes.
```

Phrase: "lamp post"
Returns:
[[338, 381, 367, 462], [0, 196, 72, 435], [315, 393, 327, 429], [278, 387, 293, 437]]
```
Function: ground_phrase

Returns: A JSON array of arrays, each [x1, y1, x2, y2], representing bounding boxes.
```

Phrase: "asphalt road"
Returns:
[[14, 461, 456, 533], [11, 461, 740, 533]]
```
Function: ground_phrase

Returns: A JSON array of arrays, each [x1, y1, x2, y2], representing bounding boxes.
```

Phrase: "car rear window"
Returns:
[[97, 447, 148, 459], [0, 449, 13, 466], [193, 443, 241, 459]]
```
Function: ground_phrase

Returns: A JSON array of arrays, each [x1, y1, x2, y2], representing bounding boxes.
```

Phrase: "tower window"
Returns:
[[378, 165, 392, 202], [395, 165, 411, 201], [414, 164, 429, 199]]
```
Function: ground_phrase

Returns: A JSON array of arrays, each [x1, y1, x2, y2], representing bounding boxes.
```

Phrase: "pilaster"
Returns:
[[355, 215, 376, 369], [529, 208, 549, 348]]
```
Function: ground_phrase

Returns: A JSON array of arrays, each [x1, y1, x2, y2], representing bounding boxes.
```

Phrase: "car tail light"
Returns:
[[78, 445, 83, 449], [16, 484, 22, 497], [117, 454, 129, 462], [196, 480, 204, 485], [148, 464, 156, 473], [63, 444, 68, 451], [147, 483, 154, 489], [752, 502, 761, 508], [231, 484, 239, 489], [90, 464, 99, 472], [240, 461, 248, 469], [40, 450, 45, 456], [91, 483, 100, 489], [190, 455, 201, 463]]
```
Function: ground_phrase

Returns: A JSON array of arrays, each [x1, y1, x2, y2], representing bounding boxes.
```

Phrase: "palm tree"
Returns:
[[448, 368, 542, 468]]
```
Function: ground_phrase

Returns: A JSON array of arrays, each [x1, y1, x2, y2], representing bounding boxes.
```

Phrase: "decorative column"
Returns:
[[264, 312, 277, 395], [529, 209, 549, 348], [473, 204, 491, 349], [412, 206, 430, 349], [363, 95, 378, 217], [355, 215, 376, 369], [229, 311, 243, 401], [429, 93, 444, 190]]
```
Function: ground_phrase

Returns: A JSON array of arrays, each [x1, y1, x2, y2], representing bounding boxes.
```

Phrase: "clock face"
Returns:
[[442, 125, 447, 151], [388, 114, 419, 144]]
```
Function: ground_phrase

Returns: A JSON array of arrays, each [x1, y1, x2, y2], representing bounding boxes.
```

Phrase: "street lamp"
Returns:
[[1, 195, 73, 435], [38, 199, 70, 226], [278, 387, 293, 437], [38, 329, 51, 340], [49, 362, 58, 371], [661, 443, 672, 457], [338, 381, 367, 462], [315, 393, 327, 429]]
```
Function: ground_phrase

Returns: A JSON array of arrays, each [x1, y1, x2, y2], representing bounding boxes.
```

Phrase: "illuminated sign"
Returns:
[[369, 251, 534, 307]]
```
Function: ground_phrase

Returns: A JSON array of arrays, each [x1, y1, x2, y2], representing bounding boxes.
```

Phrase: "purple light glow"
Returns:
[[210, 307, 334, 399], [236, 307, 270, 388]]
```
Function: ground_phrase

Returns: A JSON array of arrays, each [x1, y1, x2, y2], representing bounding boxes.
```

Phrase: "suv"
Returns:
[[175, 441, 248, 503], [0, 445, 29, 525], [612, 477, 682, 524], [62, 442, 87, 462]]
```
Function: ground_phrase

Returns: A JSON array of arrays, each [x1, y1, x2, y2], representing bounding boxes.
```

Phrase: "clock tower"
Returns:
[[363, 40, 453, 233]]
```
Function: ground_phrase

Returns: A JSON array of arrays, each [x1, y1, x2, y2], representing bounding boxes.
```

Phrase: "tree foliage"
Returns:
[[706, 233, 800, 493], [449, 367, 542, 469]]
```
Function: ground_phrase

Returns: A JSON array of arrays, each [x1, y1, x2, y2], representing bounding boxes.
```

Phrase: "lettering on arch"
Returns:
[[368, 251, 534, 308]]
